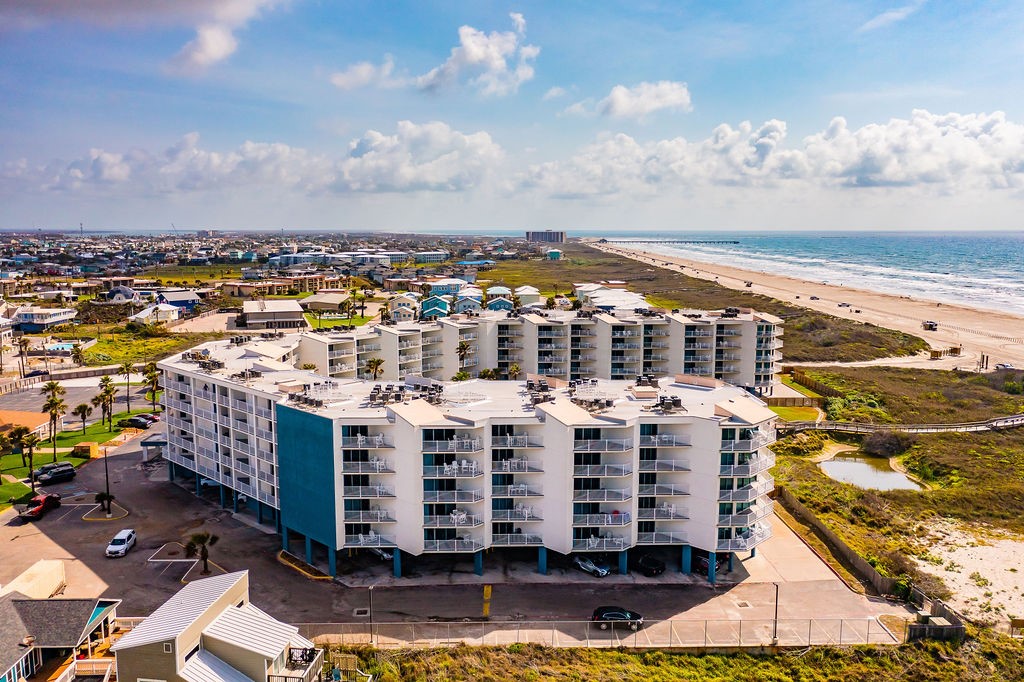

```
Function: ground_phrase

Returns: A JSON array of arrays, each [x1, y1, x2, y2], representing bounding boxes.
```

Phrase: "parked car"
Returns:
[[629, 553, 665, 577], [809, 295, 820, 300], [37, 464, 76, 485], [138, 413, 162, 422], [24, 370, 49, 378], [571, 555, 610, 577], [367, 547, 393, 561], [592, 606, 644, 631], [32, 461, 75, 478], [19, 493, 61, 520], [117, 417, 152, 429], [105, 529, 137, 557], [995, 363, 1014, 370], [696, 554, 729, 575]]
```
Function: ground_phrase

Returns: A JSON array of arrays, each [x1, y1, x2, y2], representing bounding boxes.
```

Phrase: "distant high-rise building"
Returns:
[[526, 230, 566, 243]]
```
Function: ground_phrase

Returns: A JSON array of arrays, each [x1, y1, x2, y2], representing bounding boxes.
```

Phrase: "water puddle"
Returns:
[[819, 451, 921, 491]]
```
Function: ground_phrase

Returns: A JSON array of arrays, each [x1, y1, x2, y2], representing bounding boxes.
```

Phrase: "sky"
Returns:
[[2, 0, 1024, 233]]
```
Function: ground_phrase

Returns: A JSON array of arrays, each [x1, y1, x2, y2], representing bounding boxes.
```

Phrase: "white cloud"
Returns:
[[329, 56, 405, 90], [415, 13, 539, 96], [521, 110, 1024, 197], [858, 1, 926, 33], [542, 86, 567, 101], [0, 0, 284, 75], [2, 121, 504, 196], [566, 81, 693, 120]]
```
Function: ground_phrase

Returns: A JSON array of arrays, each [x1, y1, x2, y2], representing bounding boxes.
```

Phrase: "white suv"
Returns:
[[105, 529, 136, 557]]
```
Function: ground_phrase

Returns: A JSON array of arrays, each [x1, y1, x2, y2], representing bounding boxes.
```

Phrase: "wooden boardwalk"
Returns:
[[779, 413, 1024, 435]]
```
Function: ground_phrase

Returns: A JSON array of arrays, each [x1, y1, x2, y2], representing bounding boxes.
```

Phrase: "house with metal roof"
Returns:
[[111, 571, 321, 682]]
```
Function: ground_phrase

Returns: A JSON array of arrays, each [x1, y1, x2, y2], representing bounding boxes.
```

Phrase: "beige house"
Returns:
[[111, 571, 322, 682], [242, 300, 306, 330]]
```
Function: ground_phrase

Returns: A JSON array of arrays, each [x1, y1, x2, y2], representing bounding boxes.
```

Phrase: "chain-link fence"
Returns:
[[297, 617, 898, 649]]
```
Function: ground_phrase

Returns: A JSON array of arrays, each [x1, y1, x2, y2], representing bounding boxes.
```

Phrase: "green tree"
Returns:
[[21, 433, 42, 494], [366, 357, 385, 381], [17, 337, 31, 378], [545, 296, 556, 310], [508, 363, 522, 381], [72, 403, 93, 434], [70, 344, 86, 367], [42, 394, 67, 462], [144, 362, 161, 412], [94, 491, 115, 514], [41, 380, 65, 401], [119, 360, 135, 413], [451, 371, 470, 382], [185, 532, 220, 575], [9, 425, 30, 467], [0, 342, 8, 375], [457, 341, 470, 368]]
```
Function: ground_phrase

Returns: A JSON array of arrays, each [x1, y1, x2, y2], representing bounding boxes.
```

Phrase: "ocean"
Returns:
[[594, 231, 1024, 317]]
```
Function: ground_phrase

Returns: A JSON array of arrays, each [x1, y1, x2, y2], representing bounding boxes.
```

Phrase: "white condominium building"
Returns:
[[159, 335, 777, 581], [296, 307, 783, 394]]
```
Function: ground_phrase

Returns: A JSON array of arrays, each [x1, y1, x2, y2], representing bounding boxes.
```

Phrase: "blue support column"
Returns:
[[275, 509, 282, 534], [232, 490, 238, 513], [195, 475, 201, 496], [728, 552, 734, 573], [618, 550, 628, 575], [168, 462, 174, 481], [305, 536, 313, 566], [681, 545, 692, 574], [328, 549, 337, 577], [750, 547, 757, 558], [218, 485, 226, 508], [707, 551, 717, 584], [537, 547, 548, 575], [257, 502, 264, 524], [281, 527, 290, 553], [473, 551, 484, 576], [393, 550, 402, 578]]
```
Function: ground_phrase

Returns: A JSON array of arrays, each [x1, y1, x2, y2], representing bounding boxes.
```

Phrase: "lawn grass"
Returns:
[[267, 291, 314, 299], [144, 264, 243, 281], [304, 313, 373, 328], [54, 408, 156, 448], [769, 406, 820, 421], [80, 329, 226, 365], [332, 633, 1024, 681], [485, 243, 927, 363], [0, 480, 34, 510], [1, 452, 91, 480], [782, 374, 824, 398]]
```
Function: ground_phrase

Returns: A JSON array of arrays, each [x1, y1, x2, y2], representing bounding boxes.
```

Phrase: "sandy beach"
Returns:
[[589, 241, 1024, 370]]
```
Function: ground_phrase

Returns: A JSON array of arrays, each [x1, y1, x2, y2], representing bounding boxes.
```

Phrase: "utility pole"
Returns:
[[368, 586, 375, 646], [772, 582, 780, 645], [103, 445, 111, 518]]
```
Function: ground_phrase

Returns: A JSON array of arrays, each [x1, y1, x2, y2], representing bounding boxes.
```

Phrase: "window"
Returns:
[[162, 643, 173, 654]]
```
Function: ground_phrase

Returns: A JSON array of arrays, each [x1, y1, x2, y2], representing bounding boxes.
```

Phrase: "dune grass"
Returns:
[[769, 406, 820, 421]]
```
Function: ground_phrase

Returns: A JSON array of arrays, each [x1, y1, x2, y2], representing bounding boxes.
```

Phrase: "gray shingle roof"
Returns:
[[12, 598, 98, 648]]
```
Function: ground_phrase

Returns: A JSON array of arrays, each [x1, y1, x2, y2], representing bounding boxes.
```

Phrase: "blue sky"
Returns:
[[2, 0, 1023, 232]]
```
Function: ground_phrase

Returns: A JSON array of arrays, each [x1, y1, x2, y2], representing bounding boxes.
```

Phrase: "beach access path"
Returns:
[[589, 241, 1024, 371]]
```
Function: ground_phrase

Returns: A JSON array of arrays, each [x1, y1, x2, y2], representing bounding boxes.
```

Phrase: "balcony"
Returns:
[[492, 458, 543, 473], [639, 434, 691, 448], [341, 460, 395, 474], [497, 341, 523, 349], [343, 485, 395, 498], [637, 484, 689, 497], [537, 342, 567, 350], [684, 354, 712, 362], [571, 341, 596, 349], [638, 459, 691, 472], [492, 533, 543, 546], [718, 328, 742, 336], [423, 538, 484, 552], [398, 339, 420, 349], [498, 329, 523, 337], [719, 452, 776, 477], [490, 434, 543, 449], [717, 523, 772, 551], [459, 333, 477, 341], [684, 342, 712, 350], [611, 330, 641, 337], [611, 342, 642, 350], [637, 532, 688, 545], [720, 432, 777, 452], [717, 475, 774, 503], [423, 463, 483, 478], [684, 330, 713, 337], [573, 463, 632, 477], [340, 434, 393, 448], [268, 646, 324, 682], [572, 488, 631, 502], [460, 358, 479, 368], [572, 536, 626, 551], [492, 507, 542, 522], [537, 330, 566, 338], [718, 500, 774, 527], [344, 532, 396, 547], [643, 328, 669, 337], [572, 512, 632, 526], [573, 438, 633, 452], [423, 489, 484, 503], [422, 438, 483, 453], [424, 512, 483, 528], [638, 505, 689, 520], [399, 353, 421, 363], [492, 484, 542, 497], [328, 349, 354, 359], [255, 405, 274, 419], [358, 344, 382, 352], [344, 509, 396, 523]]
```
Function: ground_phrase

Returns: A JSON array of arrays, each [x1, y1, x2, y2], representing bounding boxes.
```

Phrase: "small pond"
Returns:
[[819, 451, 921, 491]]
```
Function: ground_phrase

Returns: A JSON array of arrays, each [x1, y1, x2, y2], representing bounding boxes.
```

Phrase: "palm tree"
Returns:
[[42, 395, 66, 462], [366, 357, 384, 381], [17, 337, 31, 378], [185, 532, 220, 575], [0, 342, 8, 375], [72, 403, 93, 434], [91, 394, 105, 429], [95, 491, 116, 514], [119, 360, 135, 413], [8, 426, 29, 467], [508, 363, 522, 381], [41, 380, 65, 401], [70, 344, 85, 367], [0, 433, 11, 464], [144, 362, 161, 412], [21, 433, 42, 494], [456, 341, 470, 368]]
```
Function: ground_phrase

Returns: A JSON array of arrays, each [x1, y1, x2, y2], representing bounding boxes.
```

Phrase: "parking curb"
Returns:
[[277, 550, 332, 581], [81, 502, 130, 521]]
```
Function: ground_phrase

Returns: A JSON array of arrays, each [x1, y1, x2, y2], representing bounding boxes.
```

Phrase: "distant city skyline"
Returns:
[[2, 1, 1023, 232]]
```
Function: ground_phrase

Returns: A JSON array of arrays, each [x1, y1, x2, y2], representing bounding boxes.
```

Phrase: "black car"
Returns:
[[696, 554, 729, 575], [629, 553, 665, 577], [37, 464, 76, 485], [32, 461, 75, 478], [592, 606, 644, 631], [117, 417, 152, 429]]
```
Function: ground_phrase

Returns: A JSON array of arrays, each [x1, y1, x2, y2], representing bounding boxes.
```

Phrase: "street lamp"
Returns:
[[368, 586, 375, 647], [103, 445, 111, 518], [772, 582, 780, 646]]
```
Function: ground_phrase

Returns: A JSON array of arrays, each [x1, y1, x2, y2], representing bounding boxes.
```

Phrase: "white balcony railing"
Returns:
[[343, 485, 395, 498], [491, 507, 542, 522], [572, 488, 631, 502], [423, 539, 484, 552], [638, 459, 691, 472], [492, 458, 543, 473], [422, 489, 483, 503], [637, 484, 689, 497], [344, 510, 396, 523], [490, 435, 543, 448], [573, 464, 632, 477], [572, 536, 626, 551], [573, 438, 633, 452], [717, 523, 772, 551], [492, 533, 543, 546], [341, 460, 395, 474], [344, 533, 396, 547], [572, 513, 632, 526], [720, 432, 777, 452], [492, 484, 542, 497], [638, 505, 689, 520], [717, 475, 775, 503], [423, 463, 483, 478], [339, 434, 392, 448], [718, 500, 774, 527], [719, 452, 776, 477], [424, 513, 483, 527], [639, 434, 691, 448], [637, 532, 688, 545], [422, 438, 483, 453]]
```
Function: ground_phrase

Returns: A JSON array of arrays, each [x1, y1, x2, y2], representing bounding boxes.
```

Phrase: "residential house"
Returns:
[[128, 303, 181, 325], [241, 299, 306, 330], [12, 306, 76, 332], [158, 290, 202, 314], [106, 285, 140, 304], [514, 285, 543, 307], [419, 295, 450, 320], [453, 296, 482, 314], [486, 296, 514, 312]]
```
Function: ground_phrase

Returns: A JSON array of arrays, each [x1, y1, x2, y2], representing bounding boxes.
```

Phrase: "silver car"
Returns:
[[571, 555, 610, 577]]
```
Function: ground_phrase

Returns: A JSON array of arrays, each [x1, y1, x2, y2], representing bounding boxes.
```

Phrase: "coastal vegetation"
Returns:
[[41, 323, 226, 365], [485, 243, 927, 363], [330, 634, 1024, 681]]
